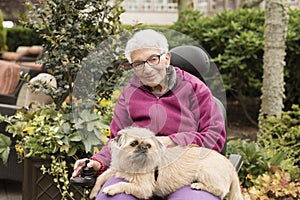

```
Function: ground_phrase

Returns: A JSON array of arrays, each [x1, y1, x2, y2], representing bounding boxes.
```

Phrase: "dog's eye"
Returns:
[[130, 140, 139, 147], [146, 144, 151, 149]]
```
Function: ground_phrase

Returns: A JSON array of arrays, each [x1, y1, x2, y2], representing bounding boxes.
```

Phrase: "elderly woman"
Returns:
[[72, 29, 226, 200]]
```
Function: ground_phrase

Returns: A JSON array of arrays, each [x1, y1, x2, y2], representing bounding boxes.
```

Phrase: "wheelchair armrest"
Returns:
[[229, 154, 243, 173], [18, 56, 38, 62], [0, 103, 22, 116], [0, 94, 18, 105]]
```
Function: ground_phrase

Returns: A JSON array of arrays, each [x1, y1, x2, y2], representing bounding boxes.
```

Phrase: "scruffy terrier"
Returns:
[[90, 127, 243, 200]]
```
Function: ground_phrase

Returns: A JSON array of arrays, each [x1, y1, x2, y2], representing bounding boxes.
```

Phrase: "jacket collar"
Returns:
[[129, 65, 177, 95]]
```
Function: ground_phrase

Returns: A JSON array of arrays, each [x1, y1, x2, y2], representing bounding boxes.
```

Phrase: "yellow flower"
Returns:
[[104, 128, 110, 137], [246, 174, 253, 180], [15, 144, 24, 154], [23, 126, 35, 135], [93, 108, 99, 113], [99, 98, 112, 107], [93, 146, 100, 154]]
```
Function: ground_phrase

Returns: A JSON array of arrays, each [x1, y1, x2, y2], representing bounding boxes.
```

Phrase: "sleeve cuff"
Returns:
[[90, 157, 106, 176]]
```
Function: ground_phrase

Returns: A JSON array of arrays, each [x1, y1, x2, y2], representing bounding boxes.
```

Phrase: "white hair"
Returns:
[[125, 29, 169, 63]]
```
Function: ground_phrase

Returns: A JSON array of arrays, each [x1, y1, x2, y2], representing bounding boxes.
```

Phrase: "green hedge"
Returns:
[[0, 10, 7, 51], [5, 26, 43, 51], [171, 8, 300, 109], [285, 9, 300, 108]]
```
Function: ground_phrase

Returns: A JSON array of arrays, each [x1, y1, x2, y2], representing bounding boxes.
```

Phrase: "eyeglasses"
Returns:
[[130, 53, 165, 71]]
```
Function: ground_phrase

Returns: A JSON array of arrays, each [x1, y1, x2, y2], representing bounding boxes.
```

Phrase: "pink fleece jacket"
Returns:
[[92, 67, 226, 170]]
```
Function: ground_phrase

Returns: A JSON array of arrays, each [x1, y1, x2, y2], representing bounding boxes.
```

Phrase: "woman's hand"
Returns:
[[156, 136, 176, 147], [71, 158, 101, 178]]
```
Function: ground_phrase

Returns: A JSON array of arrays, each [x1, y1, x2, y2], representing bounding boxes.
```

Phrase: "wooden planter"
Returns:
[[23, 157, 85, 200], [0, 122, 23, 182]]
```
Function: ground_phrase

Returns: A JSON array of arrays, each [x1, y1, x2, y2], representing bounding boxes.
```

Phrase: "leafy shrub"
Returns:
[[0, 0, 126, 198], [227, 105, 300, 191], [258, 104, 300, 179], [0, 102, 110, 199], [6, 26, 43, 51], [245, 166, 300, 199], [0, 103, 108, 163], [172, 8, 300, 111], [226, 139, 287, 188], [0, 10, 7, 51], [285, 9, 300, 108], [172, 9, 264, 99], [23, 0, 125, 107], [170, 9, 206, 42]]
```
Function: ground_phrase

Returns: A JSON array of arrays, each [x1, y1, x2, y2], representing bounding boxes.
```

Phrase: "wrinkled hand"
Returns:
[[71, 158, 101, 178], [156, 136, 176, 147]]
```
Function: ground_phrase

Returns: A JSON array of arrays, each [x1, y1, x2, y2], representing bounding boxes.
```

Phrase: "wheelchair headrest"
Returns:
[[170, 45, 210, 78]]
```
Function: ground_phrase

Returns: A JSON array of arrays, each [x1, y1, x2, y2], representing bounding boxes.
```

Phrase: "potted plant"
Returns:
[[0, 102, 110, 199], [0, 0, 126, 199]]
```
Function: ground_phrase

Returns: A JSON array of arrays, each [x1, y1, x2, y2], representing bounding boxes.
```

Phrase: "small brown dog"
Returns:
[[90, 127, 243, 199]]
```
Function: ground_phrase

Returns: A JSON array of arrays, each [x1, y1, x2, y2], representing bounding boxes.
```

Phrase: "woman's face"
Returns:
[[130, 48, 171, 88]]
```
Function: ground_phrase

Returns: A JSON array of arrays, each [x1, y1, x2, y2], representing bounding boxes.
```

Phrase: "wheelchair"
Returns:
[[71, 45, 243, 190]]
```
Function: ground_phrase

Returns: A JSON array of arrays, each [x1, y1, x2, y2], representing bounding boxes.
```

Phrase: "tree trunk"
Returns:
[[178, 0, 194, 19], [260, 0, 288, 120]]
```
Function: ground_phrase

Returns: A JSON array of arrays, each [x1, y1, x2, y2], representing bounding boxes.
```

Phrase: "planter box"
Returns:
[[0, 122, 23, 182], [0, 148, 23, 182], [23, 157, 85, 200]]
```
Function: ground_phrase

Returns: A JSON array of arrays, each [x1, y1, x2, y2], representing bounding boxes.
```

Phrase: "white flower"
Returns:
[[81, 4, 96, 14], [79, 4, 97, 19]]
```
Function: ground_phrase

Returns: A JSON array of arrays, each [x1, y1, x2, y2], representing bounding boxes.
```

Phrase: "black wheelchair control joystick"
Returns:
[[70, 159, 96, 188]]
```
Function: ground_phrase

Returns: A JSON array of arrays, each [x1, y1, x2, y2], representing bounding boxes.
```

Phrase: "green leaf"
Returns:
[[67, 146, 77, 156], [0, 134, 11, 147], [61, 123, 71, 133], [269, 152, 287, 167], [0, 134, 11, 165], [77, 130, 100, 153], [62, 138, 69, 147], [57, 140, 63, 145], [69, 134, 81, 142], [60, 145, 69, 153]]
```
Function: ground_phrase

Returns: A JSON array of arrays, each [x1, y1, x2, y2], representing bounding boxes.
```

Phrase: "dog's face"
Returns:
[[114, 129, 161, 154], [110, 127, 164, 173]]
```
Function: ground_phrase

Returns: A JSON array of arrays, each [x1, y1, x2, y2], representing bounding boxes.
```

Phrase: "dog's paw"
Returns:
[[102, 185, 123, 196], [89, 189, 99, 199], [191, 183, 223, 198], [190, 182, 203, 190]]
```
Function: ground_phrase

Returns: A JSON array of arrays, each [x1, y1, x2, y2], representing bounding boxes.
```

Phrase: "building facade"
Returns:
[[120, 0, 300, 25]]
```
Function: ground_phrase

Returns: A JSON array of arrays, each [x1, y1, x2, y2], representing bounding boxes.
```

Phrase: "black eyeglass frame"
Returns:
[[130, 52, 166, 71]]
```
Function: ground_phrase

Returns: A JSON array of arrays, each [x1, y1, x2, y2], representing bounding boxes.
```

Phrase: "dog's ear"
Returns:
[[113, 130, 127, 147]]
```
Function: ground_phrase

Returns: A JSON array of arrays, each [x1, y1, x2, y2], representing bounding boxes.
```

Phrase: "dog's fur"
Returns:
[[90, 127, 243, 199]]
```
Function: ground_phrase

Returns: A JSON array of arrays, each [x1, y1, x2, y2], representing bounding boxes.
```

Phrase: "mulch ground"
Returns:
[[226, 97, 259, 141]]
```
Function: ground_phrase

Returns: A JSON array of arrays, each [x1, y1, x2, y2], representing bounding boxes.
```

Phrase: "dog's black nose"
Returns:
[[138, 144, 148, 153]]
